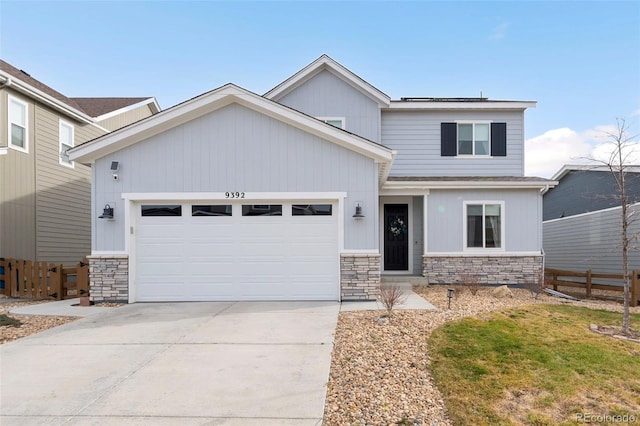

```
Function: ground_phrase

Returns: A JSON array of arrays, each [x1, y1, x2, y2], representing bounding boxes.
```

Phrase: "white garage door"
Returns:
[[134, 201, 339, 301]]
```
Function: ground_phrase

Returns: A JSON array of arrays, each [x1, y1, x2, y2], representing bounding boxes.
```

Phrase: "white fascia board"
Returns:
[[386, 101, 537, 110], [549, 164, 640, 181], [543, 201, 640, 224], [383, 179, 558, 190], [265, 56, 391, 106], [94, 97, 161, 122], [122, 192, 348, 201], [0, 71, 95, 124], [70, 84, 394, 166]]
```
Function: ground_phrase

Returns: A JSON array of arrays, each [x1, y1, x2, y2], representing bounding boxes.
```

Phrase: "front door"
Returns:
[[384, 204, 409, 271]]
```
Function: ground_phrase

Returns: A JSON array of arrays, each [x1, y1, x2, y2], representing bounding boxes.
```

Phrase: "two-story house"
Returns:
[[69, 55, 554, 303], [0, 59, 159, 265]]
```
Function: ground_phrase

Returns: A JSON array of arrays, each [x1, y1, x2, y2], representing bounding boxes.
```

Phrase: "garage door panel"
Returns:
[[135, 201, 339, 301]]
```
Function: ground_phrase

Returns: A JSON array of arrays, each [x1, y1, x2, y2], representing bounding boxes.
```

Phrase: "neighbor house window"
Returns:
[[318, 117, 345, 129], [59, 120, 74, 167], [465, 202, 503, 249], [458, 123, 490, 156], [8, 96, 28, 152]]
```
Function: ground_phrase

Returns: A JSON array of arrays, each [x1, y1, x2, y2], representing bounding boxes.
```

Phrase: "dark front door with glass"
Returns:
[[384, 204, 409, 271]]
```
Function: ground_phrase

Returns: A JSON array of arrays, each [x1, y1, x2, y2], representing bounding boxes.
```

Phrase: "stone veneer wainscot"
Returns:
[[88, 255, 129, 302], [423, 255, 543, 285], [340, 253, 381, 300]]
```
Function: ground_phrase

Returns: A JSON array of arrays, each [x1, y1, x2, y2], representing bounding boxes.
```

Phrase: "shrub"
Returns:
[[378, 283, 408, 316], [459, 273, 482, 296]]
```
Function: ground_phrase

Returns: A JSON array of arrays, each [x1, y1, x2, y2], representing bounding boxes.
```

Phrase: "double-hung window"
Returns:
[[8, 96, 28, 152], [465, 202, 504, 249], [59, 120, 74, 167], [458, 123, 490, 156]]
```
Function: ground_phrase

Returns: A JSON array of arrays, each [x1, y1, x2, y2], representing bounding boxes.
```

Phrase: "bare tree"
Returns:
[[586, 118, 639, 335], [378, 283, 408, 316]]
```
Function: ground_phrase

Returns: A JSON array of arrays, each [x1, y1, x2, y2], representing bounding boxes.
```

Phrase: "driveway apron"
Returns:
[[0, 301, 339, 426]]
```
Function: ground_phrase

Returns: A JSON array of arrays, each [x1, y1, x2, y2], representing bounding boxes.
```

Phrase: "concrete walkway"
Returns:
[[2, 285, 435, 425]]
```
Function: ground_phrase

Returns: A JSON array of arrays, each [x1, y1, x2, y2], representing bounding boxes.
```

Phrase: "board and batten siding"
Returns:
[[381, 110, 524, 177], [0, 89, 37, 260], [543, 203, 640, 276], [427, 188, 542, 252], [34, 103, 103, 264], [276, 70, 381, 142], [93, 103, 379, 252], [97, 104, 156, 132]]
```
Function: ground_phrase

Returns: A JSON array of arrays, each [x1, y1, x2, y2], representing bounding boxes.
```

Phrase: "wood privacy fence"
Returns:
[[0, 258, 89, 300], [545, 267, 640, 306]]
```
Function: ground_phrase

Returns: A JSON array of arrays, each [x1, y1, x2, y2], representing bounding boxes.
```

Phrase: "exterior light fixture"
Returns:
[[447, 287, 455, 309], [99, 204, 114, 219], [353, 202, 364, 219], [111, 161, 120, 181]]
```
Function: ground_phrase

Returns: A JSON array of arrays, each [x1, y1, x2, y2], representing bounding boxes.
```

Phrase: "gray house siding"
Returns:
[[93, 103, 379, 252], [381, 110, 524, 177], [543, 203, 640, 278], [276, 70, 381, 142], [543, 170, 640, 221], [427, 188, 542, 253], [412, 196, 424, 275]]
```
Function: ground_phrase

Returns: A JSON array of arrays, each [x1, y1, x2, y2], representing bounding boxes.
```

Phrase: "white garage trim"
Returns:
[[123, 192, 346, 303]]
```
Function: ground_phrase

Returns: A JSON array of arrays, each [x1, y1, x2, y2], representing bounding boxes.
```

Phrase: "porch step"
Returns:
[[381, 275, 429, 286]]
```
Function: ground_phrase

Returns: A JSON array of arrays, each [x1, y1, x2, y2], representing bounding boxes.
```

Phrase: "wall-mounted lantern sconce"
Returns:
[[99, 204, 114, 219], [352, 201, 365, 219], [111, 161, 120, 181]]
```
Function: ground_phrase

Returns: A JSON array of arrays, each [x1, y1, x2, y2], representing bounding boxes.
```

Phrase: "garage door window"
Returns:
[[141, 205, 182, 216], [242, 204, 282, 216], [292, 204, 333, 215], [192, 205, 232, 216]]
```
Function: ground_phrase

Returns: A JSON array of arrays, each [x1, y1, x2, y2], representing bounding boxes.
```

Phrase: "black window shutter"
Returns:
[[491, 122, 507, 156], [441, 123, 457, 156]]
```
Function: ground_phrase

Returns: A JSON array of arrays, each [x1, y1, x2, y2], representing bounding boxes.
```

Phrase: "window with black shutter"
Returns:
[[441, 123, 457, 156]]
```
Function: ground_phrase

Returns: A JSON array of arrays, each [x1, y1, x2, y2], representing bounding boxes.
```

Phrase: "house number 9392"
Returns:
[[225, 192, 245, 199]]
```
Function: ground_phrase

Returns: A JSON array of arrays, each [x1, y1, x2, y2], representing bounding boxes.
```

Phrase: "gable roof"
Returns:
[[551, 164, 640, 181], [0, 59, 93, 123], [69, 83, 395, 181], [264, 54, 391, 106], [71, 97, 160, 119]]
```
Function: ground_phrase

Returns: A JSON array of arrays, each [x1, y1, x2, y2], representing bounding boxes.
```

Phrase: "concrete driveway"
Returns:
[[0, 301, 340, 425]]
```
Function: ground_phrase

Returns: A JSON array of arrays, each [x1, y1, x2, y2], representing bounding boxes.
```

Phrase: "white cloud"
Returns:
[[489, 23, 509, 40], [524, 126, 640, 178]]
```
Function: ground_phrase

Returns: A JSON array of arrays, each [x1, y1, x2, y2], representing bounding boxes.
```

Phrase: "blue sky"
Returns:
[[1, 1, 639, 177]]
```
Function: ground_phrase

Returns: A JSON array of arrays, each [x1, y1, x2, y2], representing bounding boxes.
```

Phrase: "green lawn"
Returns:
[[428, 305, 640, 425]]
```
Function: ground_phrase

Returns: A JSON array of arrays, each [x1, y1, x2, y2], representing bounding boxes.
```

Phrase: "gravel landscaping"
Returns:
[[0, 298, 78, 345], [323, 285, 640, 426]]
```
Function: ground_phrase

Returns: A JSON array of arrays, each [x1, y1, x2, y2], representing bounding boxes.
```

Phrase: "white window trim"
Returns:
[[456, 121, 491, 157], [59, 119, 75, 168], [462, 200, 505, 252], [317, 116, 346, 130], [8, 95, 28, 153]]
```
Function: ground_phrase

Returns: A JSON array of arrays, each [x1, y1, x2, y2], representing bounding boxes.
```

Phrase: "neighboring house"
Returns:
[[69, 55, 554, 303], [543, 164, 640, 276], [0, 59, 160, 265]]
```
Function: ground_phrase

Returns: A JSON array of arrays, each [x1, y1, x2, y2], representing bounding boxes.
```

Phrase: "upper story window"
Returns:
[[8, 96, 28, 153], [59, 120, 74, 167], [458, 123, 490, 155], [464, 202, 504, 250], [318, 117, 345, 129], [441, 122, 507, 157]]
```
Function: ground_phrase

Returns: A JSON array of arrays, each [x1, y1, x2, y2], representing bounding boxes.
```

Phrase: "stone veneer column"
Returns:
[[88, 255, 129, 303], [423, 255, 543, 285], [340, 253, 381, 300]]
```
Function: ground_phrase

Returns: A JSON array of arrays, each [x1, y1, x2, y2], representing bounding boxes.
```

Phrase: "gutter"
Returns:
[[0, 75, 9, 152]]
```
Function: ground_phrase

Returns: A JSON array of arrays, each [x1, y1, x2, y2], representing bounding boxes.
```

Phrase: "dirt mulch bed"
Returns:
[[323, 285, 640, 426], [0, 298, 78, 345]]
